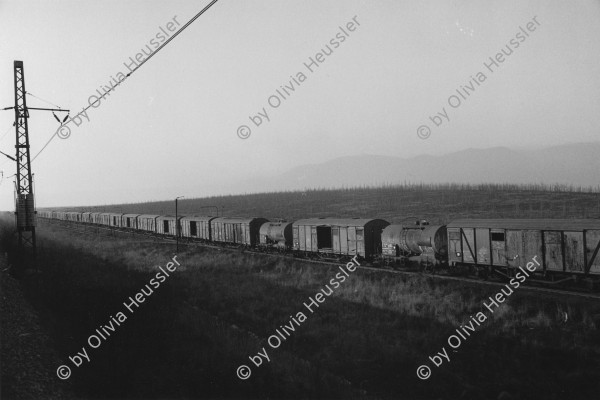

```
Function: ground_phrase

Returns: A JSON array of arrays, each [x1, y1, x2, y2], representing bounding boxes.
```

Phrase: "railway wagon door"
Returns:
[[522, 230, 542, 271], [507, 230, 542, 270], [356, 228, 365, 257], [475, 228, 490, 265], [491, 230, 507, 266], [297, 225, 305, 250], [311, 227, 319, 252], [332, 227, 341, 254], [340, 227, 348, 254], [564, 231, 584, 273], [585, 230, 600, 274], [348, 227, 357, 255], [461, 228, 476, 263], [543, 231, 563, 272], [506, 230, 522, 267]]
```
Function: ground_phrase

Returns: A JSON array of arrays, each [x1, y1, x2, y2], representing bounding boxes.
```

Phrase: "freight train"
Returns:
[[38, 210, 600, 283]]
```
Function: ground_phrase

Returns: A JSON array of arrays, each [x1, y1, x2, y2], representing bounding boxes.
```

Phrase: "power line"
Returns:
[[31, 0, 220, 163], [26, 91, 65, 110]]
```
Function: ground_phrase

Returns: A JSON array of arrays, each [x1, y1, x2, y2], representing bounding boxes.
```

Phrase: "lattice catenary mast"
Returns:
[[13, 60, 36, 253]]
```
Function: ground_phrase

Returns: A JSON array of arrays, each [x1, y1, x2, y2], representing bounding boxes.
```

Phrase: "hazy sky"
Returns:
[[1, 0, 599, 210]]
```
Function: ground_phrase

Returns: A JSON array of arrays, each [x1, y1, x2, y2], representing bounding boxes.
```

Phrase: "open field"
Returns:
[[3, 194, 600, 399], [50, 183, 600, 224]]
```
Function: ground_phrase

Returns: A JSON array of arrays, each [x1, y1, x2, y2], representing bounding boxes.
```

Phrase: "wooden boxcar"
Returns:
[[446, 219, 600, 276], [156, 215, 182, 236], [97, 213, 112, 226], [81, 212, 92, 224], [90, 212, 102, 224], [292, 218, 390, 259], [211, 217, 268, 246], [122, 214, 140, 229], [137, 215, 160, 233], [181, 216, 216, 241], [65, 212, 82, 222], [38, 210, 51, 219], [107, 213, 123, 228]]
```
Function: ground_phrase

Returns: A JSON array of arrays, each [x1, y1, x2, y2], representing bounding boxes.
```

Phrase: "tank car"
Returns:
[[381, 220, 447, 266], [258, 221, 293, 251]]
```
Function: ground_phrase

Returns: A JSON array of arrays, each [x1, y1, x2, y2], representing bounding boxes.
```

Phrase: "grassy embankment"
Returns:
[[4, 213, 599, 400]]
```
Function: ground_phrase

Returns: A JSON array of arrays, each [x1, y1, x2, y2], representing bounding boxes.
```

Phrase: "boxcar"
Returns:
[[38, 210, 51, 219], [156, 215, 182, 236], [90, 212, 102, 224], [446, 219, 600, 276], [65, 212, 81, 222], [292, 218, 390, 259], [259, 221, 293, 249], [107, 213, 123, 228], [81, 212, 92, 223], [137, 215, 160, 233], [381, 223, 447, 261], [211, 217, 269, 246], [181, 216, 216, 241], [97, 213, 111, 226], [122, 214, 140, 229]]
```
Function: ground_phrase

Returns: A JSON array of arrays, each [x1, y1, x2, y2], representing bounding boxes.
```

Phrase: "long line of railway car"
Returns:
[[37, 210, 600, 282]]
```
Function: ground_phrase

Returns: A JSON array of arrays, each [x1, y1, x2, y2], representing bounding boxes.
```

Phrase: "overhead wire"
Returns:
[[31, 0, 220, 163], [26, 91, 65, 110]]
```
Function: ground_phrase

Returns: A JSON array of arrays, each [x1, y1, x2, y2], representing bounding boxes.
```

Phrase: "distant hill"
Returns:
[[245, 142, 600, 192]]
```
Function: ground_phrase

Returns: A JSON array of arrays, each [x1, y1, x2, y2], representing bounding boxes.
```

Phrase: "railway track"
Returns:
[[40, 219, 600, 301]]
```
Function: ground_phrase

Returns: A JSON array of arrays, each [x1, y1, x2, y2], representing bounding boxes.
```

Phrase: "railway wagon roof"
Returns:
[[138, 214, 161, 219], [181, 215, 217, 222], [293, 218, 388, 227], [122, 214, 141, 218], [211, 217, 267, 224], [447, 219, 600, 231], [156, 215, 183, 220]]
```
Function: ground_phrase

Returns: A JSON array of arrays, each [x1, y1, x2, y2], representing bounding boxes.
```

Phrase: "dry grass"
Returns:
[[4, 216, 600, 399]]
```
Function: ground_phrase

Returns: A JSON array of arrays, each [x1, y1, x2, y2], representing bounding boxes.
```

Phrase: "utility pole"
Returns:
[[13, 61, 36, 256], [175, 196, 184, 252], [2, 61, 69, 264]]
